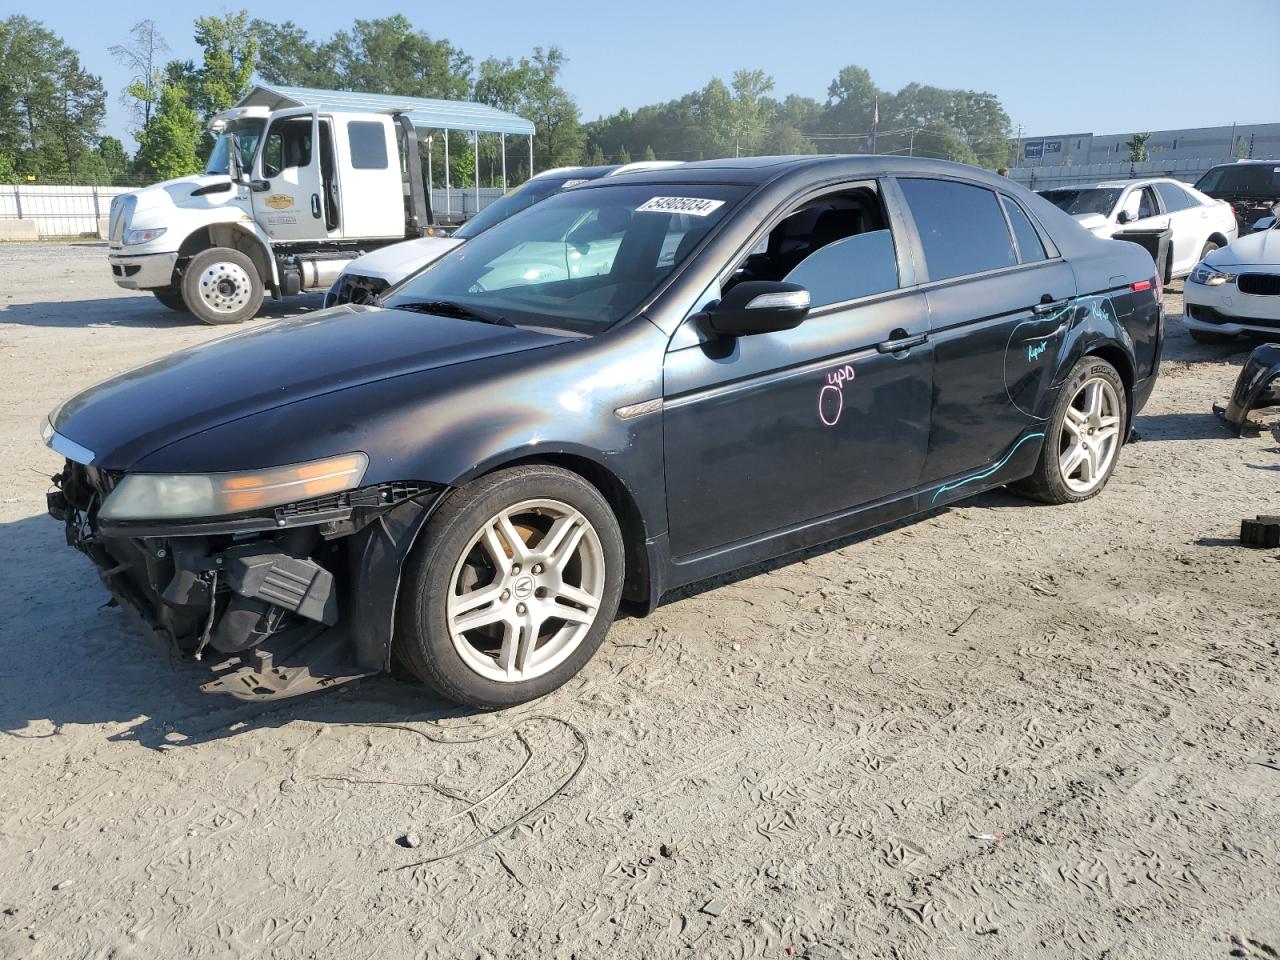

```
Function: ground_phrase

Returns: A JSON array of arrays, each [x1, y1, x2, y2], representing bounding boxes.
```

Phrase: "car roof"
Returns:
[[572, 154, 1018, 191], [1044, 177, 1188, 191]]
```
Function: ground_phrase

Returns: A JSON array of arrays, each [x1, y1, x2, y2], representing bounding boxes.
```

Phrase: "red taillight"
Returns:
[[1132, 275, 1161, 305], [1131, 279, 1151, 291]]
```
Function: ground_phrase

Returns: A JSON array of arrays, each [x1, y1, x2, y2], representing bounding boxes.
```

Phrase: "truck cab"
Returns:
[[106, 85, 535, 324]]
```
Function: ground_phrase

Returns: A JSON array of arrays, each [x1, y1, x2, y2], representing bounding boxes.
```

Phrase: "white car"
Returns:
[[1039, 178, 1237, 281], [325, 161, 679, 306], [1183, 219, 1280, 343]]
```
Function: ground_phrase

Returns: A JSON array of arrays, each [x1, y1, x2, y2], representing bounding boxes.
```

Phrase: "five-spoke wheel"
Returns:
[[1012, 356, 1128, 504], [395, 465, 624, 708]]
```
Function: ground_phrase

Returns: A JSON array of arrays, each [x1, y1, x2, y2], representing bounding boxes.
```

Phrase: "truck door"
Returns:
[[252, 108, 326, 243], [334, 116, 403, 239]]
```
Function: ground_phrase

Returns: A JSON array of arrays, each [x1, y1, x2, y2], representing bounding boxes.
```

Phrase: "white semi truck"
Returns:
[[105, 84, 535, 324]]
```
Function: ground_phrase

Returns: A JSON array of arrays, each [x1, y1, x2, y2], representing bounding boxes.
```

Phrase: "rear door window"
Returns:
[[899, 178, 1016, 281], [1154, 181, 1195, 212]]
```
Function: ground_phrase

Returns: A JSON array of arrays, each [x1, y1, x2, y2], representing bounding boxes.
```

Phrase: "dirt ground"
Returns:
[[1, 241, 1278, 960]]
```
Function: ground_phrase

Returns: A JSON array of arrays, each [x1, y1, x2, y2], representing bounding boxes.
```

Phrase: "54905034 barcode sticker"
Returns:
[[636, 196, 726, 216]]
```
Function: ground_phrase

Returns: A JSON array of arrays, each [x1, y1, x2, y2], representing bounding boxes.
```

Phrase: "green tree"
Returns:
[[617, 145, 631, 164], [728, 69, 774, 156], [96, 135, 131, 183], [586, 143, 605, 165], [134, 82, 201, 181], [250, 19, 337, 87], [190, 11, 257, 119], [524, 47, 583, 170], [0, 17, 106, 181], [642, 144, 656, 161], [1125, 132, 1151, 163]]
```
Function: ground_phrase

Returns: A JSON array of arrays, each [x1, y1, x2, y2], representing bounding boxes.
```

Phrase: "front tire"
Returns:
[[1010, 357, 1127, 504], [181, 247, 262, 325], [394, 465, 624, 709]]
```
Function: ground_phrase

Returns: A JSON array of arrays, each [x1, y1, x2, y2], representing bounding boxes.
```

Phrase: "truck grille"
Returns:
[[109, 194, 135, 244], [1238, 273, 1280, 297]]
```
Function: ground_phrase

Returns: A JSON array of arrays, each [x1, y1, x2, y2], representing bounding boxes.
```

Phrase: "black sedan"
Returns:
[[43, 156, 1163, 708]]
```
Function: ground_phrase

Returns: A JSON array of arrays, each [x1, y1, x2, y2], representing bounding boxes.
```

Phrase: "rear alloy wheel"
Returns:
[[1010, 357, 1127, 504], [395, 465, 624, 708], [181, 247, 262, 325]]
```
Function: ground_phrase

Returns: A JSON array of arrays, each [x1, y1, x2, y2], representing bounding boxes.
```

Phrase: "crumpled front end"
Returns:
[[47, 458, 441, 700]]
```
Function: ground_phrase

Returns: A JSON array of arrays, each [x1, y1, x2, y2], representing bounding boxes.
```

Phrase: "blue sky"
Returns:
[[48, 0, 1280, 151]]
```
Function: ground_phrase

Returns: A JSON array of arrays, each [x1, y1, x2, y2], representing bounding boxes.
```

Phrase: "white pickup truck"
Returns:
[[105, 84, 535, 324]]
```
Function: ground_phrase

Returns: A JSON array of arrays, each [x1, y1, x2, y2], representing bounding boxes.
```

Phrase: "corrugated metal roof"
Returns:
[[237, 84, 535, 136]]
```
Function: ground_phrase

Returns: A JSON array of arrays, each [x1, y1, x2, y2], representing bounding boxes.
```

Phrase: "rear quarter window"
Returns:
[[899, 178, 1017, 281]]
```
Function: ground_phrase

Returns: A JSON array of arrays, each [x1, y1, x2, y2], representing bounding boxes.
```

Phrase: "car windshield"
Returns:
[[1040, 187, 1123, 217], [453, 174, 594, 240], [384, 183, 746, 334], [205, 119, 265, 176], [1194, 164, 1280, 198]]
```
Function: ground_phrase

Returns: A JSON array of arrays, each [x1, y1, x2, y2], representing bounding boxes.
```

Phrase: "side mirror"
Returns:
[[1117, 209, 1136, 225], [704, 281, 811, 337]]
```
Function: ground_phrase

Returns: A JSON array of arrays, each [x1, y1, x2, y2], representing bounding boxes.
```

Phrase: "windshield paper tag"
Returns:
[[636, 196, 725, 217]]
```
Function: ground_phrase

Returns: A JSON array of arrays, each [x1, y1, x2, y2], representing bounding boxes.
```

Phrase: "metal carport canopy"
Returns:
[[235, 84, 535, 136]]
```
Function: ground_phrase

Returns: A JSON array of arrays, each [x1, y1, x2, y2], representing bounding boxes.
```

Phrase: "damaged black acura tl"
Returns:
[[44, 156, 1163, 708]]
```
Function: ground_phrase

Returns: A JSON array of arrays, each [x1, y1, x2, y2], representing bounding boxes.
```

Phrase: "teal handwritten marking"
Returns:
[[931, 432, 1046, 504], [1027, 341, 1047, 362]]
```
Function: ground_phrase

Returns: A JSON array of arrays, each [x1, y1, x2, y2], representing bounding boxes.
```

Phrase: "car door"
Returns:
[[894, 177, 1077, 486], [252, 108, 326, 243], [1154, 181, 1208, 272], [662, 181, 932, 559]]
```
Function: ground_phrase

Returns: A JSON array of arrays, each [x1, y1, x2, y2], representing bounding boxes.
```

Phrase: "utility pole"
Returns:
[[908, 127, 916, 157]]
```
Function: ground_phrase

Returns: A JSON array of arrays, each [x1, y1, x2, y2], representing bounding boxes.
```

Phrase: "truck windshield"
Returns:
[[384, 183, 747, 334], [1194, 164, 1280, 198], [453, 174, 591, 240], [1040, 188, 1123, 217], [205, 119, 266, 176]]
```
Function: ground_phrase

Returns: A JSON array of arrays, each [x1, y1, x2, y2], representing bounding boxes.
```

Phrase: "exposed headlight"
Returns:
[[1190, 263, 1236, 286], [124, 227, 167, 245], [99, 453, 369, 521]]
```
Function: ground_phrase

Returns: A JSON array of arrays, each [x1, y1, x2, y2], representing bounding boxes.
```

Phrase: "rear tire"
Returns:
[[1189, 327, 1235, 345], [394, 465, 624, 709], [181, 247, 262, 325], [1009, 357, 1127, 505], [152, 288, 188, 312]]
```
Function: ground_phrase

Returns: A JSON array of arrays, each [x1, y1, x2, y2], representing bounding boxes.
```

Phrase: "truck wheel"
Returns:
[[152, 288, 188, 312], [181, 247, 262, 325]]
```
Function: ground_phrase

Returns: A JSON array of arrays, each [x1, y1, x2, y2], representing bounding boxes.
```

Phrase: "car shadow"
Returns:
[[1132, 411, 1241, 442], [0, 511, 474, 752], [0, 293, 326, 330]]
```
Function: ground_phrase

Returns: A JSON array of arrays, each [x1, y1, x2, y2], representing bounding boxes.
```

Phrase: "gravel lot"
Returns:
[[1, 241, 1278, 960]]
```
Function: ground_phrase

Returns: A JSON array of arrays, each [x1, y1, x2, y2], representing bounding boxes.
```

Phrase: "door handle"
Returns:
[[1033, 297, 1069, 316], [877, 330, 928, 354], [311, 194, 322, 218]]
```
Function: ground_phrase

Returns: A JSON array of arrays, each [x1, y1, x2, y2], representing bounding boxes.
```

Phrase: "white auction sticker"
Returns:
[[636, 196, 726, 216], [560, 179, 589, 189]]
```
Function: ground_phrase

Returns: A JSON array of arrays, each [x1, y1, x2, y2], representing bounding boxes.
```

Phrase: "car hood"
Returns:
[[341, 236, 464, 284], [1208, 227, 1280, 268], [52, 304, 571, 470]]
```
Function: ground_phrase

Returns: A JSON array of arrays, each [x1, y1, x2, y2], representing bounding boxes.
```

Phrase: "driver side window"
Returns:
[[261, 118, 312, 178], [726, 184, 899, 309]]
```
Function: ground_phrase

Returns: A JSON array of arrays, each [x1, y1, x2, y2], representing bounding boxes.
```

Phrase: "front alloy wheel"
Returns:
[[395, 465, 624, 708], [446, 499, 605, 683]]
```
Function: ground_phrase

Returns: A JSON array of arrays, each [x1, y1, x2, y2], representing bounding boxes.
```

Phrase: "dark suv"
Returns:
[[1194, 161, 1280, 233]]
